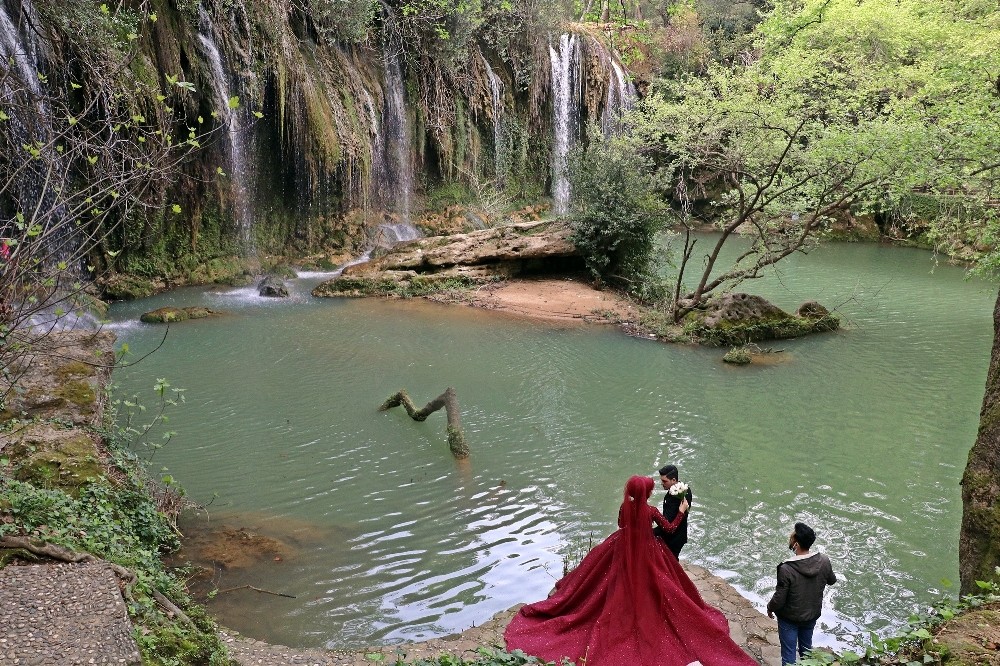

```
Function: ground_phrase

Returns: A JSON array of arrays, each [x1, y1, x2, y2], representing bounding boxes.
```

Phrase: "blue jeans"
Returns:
[[777, 617, 816, 665]]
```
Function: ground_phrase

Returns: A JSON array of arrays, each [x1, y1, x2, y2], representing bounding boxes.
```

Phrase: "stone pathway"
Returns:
[[0, 563, 140, 665], [0, 560, 779, 665]]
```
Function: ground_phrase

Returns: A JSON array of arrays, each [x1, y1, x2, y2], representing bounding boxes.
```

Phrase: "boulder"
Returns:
[[796, 300, 830, 319], [684, 293, 839, 346], [139, 306, 220, 323], [258, 276, 289, 298], [140, 307, 189, 323]]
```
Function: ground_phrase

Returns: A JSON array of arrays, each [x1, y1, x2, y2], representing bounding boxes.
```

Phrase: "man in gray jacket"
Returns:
[[766, 522, 837, 665]]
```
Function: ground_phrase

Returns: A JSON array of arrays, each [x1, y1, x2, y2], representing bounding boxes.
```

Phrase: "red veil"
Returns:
[[504, 476, 757, 666]]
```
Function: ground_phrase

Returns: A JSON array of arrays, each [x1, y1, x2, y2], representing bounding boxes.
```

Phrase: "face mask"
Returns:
[[789, 542, 797, 552]]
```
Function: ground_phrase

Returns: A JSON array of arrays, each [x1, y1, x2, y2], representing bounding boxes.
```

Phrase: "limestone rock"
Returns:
[[314, 221, 581, 297], [140, 306, 189, 323], [685, 293, 839, 346], [258, 276, 290, 298], [0, 331, 115, 425], [139, 306, 221, 323]]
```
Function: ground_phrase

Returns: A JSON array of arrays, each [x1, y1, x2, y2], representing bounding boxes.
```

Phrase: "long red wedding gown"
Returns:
[[504, 484, 757, 666]]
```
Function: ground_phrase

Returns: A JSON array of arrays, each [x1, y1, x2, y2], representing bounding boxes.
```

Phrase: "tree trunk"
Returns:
[[959, 288, 1000, 594], [379, 387, 470, 459], [601, 0, 610, 22]]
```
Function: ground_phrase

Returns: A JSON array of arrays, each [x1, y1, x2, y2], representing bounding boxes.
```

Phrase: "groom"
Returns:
[[654, 464, 692, 557]]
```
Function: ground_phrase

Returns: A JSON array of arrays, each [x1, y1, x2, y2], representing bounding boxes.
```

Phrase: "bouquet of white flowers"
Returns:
[[668, 481, 689, 498]]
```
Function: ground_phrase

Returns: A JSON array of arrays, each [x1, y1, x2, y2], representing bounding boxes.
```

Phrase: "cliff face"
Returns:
[[1, 0, 639, 280]]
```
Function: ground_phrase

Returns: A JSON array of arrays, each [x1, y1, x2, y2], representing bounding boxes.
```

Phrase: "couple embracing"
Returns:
[[504, 466, 756, 666]]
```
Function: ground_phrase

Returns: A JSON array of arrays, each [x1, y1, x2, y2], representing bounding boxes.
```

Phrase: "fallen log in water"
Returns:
[[379, 387, 470, 459]]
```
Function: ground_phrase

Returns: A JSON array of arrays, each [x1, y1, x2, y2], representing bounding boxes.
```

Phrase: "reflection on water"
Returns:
[[109, 244, 997, 650]]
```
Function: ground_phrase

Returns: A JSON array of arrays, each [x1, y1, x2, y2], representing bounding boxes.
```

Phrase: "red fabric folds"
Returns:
[[504, 476, 757, 666]]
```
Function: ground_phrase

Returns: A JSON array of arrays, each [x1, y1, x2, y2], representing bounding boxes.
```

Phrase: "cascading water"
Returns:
[[548, 34, 581, 216], [0, 0, 74, 267], [0, 2, 42, 100], [373, 8, 420, 243], [197, 9, 257, 260], [482, 55, 506, 181], [602, 57, 637, 137]]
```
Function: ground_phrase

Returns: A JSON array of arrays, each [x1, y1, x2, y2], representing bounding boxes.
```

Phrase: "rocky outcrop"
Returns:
[[0, 331, 115, 496], [313, 221, 582, 297], [258, 276, 289, 298], [683, 293, 839, 346], [0, 331, 115, 425], [139, 307, 221, 323]]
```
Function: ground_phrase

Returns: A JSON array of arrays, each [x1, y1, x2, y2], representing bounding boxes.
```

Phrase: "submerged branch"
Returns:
[[379, 387, 470, 459]]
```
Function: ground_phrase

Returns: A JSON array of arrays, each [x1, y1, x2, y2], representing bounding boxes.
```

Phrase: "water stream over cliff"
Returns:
[[549, 33, 581, 215], [197, 9, 256, 260], [109, 241, 996, 652]]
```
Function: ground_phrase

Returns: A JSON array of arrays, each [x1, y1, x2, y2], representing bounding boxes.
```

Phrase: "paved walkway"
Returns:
[[0, 560, 779, 665], [0, 563, 140, 665]]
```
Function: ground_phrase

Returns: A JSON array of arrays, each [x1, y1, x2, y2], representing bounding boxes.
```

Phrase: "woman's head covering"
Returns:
[[621, 475, 654, 530]]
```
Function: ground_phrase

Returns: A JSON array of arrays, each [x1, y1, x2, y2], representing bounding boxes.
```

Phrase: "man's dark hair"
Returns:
[[793, 522, 816, 550], [658, 464, 678, 480]]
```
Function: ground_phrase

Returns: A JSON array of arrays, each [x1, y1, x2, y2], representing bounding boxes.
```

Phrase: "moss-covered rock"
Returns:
[[0, 332, 114, 427], [140, 307, 190, 324], [723, 347, 753, 365], [684, 293, 840, 346], [99, 273, 157, 300], [2, 423, 103, 496]]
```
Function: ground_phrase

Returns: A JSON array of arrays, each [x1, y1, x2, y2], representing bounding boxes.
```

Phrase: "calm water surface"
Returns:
[[108, 244, 996, 651]]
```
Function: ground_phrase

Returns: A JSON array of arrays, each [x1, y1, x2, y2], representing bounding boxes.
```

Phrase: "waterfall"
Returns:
[[482, 55, 505, 181], [0, 0, 72, 267], [549, 34, 581, 216], [374, 9, 419, 242], [381, 52, 415, 227], [603, 57, 636, 137], [197, 9, 256, 259], [0, 1, 42, 100]]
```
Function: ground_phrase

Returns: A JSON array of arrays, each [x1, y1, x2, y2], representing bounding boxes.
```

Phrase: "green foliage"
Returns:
[[798, 576, 1000, 666], [722, 346, 752, 364], [567, 133, 665, 285], [307, 0, 378, 43], [0, 374, 229, 664]]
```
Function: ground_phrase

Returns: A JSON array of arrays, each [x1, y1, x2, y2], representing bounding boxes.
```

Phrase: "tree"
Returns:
[[567, 133, 665, 289], [0, 1, 212, 405], [627, 0, 1000, 324]]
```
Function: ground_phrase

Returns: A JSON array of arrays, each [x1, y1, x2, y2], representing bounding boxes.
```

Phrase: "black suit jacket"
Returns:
[[654, 487, 692, 553]]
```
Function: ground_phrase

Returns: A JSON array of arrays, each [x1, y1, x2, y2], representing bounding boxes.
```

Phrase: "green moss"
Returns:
[[139, 307, 190, 324], [312, 273, 480, 299], [55, 380, 96, 407], [56, 361, 96, 380], [687, 313, 840, 346], [9, 431, 102, 496], [723, 347, 753, 365], [100, 273, 156, 300]]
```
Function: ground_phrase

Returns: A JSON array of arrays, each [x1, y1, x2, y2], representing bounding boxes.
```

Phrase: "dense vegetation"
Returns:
[[3, 0, 1000, 664]]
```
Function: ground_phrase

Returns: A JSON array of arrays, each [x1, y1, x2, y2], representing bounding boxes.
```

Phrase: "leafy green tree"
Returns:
[[626, 0, 1000, 325], [567, 133, 665, 289], [296, 0, 377, 43]]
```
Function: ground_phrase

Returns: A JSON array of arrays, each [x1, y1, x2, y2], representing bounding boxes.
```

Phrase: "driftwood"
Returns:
[[217, 584, 296, 598], [0, 535, 193, 626], [379, 387, 470, 459]]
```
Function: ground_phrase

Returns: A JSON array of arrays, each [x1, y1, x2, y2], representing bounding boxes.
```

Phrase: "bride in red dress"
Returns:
[[504, 475, 758, 666]]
